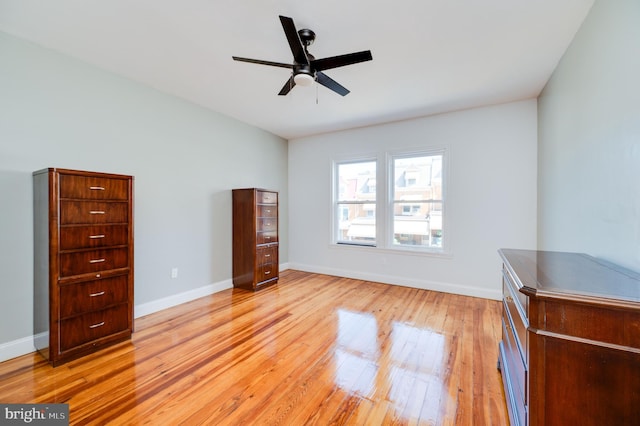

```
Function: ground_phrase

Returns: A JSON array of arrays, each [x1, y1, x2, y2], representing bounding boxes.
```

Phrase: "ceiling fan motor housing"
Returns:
[[294, 50, 315, 84]]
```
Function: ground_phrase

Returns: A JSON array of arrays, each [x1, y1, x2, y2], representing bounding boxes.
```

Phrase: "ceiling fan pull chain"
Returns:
[[315, 72, 319, 104]]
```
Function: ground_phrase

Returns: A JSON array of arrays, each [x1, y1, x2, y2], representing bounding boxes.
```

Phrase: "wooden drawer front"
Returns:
[[257, 217, 277, 232], [503, 303, 527, 396], [257, 231, 278, 245], [257, 204, 277, 218], [60, 225, 128, 250], [59, 304, 129, 352], [257, 246, 278, 266], [60, 247, 129, 277], [59, 275, 129, 318], [503, 270, 528, 362], [59, 174, 129, 200], [501, 318, 527, 424], [256, 246, 277, 284], [257, 191, 277, 204], [60, 201, 129, 225], [257, 263, 277, 283]]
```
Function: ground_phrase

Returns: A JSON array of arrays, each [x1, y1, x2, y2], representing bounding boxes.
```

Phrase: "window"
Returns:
[[401, 205, 421, 215], [391, 153, 443, 249], [335, 160, 377, 246], [333, 149, 445, 252]]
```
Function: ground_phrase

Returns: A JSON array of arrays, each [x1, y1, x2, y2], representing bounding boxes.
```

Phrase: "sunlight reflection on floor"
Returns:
[[334, 308, 450, 422]]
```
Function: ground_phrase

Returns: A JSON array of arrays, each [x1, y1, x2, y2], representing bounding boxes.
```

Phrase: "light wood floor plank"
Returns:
[[0, 270, 507, 425]]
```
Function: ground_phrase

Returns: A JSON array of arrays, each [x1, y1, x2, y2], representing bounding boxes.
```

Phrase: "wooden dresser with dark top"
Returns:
[[498, 249, 640, 426], [33, 168, 134, 366], [232, 188, 279, 290]]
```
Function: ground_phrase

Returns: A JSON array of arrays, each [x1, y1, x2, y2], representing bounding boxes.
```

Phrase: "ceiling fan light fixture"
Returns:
[[294, 73, 315, 87]]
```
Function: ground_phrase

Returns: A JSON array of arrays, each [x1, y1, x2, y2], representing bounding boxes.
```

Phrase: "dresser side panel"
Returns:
[[33, 170, 51, 357], [232, 189, 257, 289]]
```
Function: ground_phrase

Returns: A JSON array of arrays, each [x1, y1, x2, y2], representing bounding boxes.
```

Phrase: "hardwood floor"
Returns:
[[0, 270, 508, 425]]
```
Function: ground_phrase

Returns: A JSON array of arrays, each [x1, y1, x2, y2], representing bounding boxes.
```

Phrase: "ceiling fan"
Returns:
[[232, 15, 373, 97]]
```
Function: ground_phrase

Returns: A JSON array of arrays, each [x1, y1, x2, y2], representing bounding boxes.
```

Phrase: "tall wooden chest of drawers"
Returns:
[[33, 168, 134, 366], [232, 188, 279, 290], [498, 249, 640, 426]]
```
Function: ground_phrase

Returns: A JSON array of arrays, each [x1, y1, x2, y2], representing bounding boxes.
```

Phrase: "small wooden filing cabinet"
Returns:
[[232, 188, 279, 290], [498, 249, 640, 426], [33, 168, 134, 366]]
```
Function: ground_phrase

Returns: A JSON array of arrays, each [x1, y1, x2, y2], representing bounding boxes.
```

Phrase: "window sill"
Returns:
[[330, 242, 453, 259]]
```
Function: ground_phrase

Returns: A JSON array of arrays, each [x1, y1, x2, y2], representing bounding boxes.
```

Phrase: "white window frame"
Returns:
[[332, 157, 379, 247], [387, 148, 446, 254], [331, 147, 448, 255]]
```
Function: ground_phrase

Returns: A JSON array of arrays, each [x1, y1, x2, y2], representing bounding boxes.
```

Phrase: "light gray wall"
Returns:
[[288, 100, 538, 299], [0, 33, 288, 351], [538, 0, 640, 271]]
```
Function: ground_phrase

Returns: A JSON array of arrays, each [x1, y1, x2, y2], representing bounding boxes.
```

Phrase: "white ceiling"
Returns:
[[0, 0, 594, 140]]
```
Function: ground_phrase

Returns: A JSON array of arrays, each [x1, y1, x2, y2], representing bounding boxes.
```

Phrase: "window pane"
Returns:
[[338, 161, 376, 201], [392, 154, 443, 249], [393, 155, 442, 201], [393, 202, 442, 248], [337, 203, 376, 244], [336, 161, 376, 245]]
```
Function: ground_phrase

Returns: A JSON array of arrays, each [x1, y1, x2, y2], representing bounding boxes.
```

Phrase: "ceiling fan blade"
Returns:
[[278, 75, 296, 96], [312, 50, 372, 72], [316, 72, 350, 96], [279, 15, 309, 65], [232, 56, 293, 69]]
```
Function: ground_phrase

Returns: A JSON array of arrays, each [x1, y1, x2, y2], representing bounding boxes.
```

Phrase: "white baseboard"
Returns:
[[135, 263, 290, 319], [0, 335, 36, 364], [287, 262, 502, 300], [134, 279, 233, 319]]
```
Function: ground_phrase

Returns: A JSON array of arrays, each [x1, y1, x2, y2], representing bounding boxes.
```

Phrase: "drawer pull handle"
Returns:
[[89, 321, 105, 329], [89, 234, 105, 239], [90, 211, 106, 215], [265, 254, 270, 257], [266, 209, 271, 213], [89, 291, 105, 297], [89, 258, 106, 264], [90, 186, 106, 191], [265, 271, 271, 275]]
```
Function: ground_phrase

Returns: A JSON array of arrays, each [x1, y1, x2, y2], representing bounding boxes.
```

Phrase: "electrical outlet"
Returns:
[[171, 268, 178, 279]]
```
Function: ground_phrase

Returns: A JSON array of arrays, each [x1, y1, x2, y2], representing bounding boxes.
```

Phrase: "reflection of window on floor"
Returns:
[[334, 309, 379, 396], [333, 310, 450, 422], [389, 322, 446, 421]]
